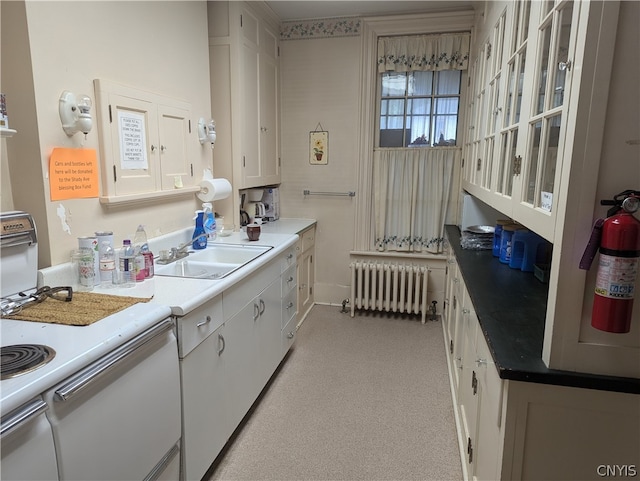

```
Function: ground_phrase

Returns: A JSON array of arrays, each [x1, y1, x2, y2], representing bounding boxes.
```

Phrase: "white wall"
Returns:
[[279, 35, 361, 303], [1, 1, 212, 267]]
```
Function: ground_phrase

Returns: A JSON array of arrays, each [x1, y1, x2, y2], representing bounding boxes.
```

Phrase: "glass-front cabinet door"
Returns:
[[462, 0, 581, 242], [511, 0, 577, 240], [494, 0, 531, 215]]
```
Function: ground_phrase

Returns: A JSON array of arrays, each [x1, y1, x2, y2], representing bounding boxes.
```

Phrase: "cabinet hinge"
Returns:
[[310, 286, 313, 295], [472, 370, 478, 395], [243, 155, 246, 167], [190, 164, 193, 177], [449, 339, 454, 354], [310, 255, 313, 264], [240, 14, 243, 27], [277, 46, 280, 57], [188, 119, 191, 134], [477, 158, 482, 171], [108, 105, 113, 123], [467, 437, 473, 463], [513, 155, 522, 175], [113, 165, 117, 182], [461, 158, 465, 168]]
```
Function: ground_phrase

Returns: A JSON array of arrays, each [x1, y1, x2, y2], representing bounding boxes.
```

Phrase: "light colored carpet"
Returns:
[[207, 304, 462, 481]]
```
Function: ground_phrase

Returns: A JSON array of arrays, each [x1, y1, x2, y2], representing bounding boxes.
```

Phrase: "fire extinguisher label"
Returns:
[[594, 254, 638, 299]]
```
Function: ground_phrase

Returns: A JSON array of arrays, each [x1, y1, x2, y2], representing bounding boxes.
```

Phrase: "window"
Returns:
[[379, 69, 462, 148]]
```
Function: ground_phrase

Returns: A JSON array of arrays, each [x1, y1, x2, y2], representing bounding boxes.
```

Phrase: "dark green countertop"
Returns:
[[446, 225, 640, 394]]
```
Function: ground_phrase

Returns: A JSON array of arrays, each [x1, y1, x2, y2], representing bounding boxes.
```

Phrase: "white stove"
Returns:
[[1, 211, 181, 481]]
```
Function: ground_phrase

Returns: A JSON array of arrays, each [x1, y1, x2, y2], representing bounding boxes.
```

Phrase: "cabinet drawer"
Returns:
[[280, 246, 296, 273], [301, 226, 315, 251], [282, 288, 297, 328], [282, 265, 297, 297], [177, 295, 223, 358], [224, 258, 280, 320], [282, 316, 296, 352]]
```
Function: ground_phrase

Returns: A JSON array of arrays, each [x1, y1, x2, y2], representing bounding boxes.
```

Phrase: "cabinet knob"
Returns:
[[476, 358, 488, 367], [558, 60, 572, 71], [287, 276, 294, 283], [150, 145, 157, 152], [286, 302, 294, 309], [462, 308, 470, 315], [161, 145, 167, 152], [196, 315, 212, 328], [287, 331, 295, 339]]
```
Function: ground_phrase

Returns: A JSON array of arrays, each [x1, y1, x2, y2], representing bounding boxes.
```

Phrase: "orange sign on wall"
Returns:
[[49, 148, 99, 201]]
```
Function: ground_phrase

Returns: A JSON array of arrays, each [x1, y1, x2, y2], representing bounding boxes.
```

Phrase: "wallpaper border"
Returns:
[[280, 17, 361, 40]]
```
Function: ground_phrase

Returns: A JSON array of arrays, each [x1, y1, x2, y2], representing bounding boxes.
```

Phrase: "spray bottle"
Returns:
[[192, 211, 207, 250], [202, 203, 217, 244]]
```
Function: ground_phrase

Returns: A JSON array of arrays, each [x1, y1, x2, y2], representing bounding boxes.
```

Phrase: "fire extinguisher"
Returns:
[[580, 190, 640, 333]]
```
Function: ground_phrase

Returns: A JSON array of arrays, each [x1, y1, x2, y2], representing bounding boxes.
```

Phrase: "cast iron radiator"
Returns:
[[349, 261, 429, 324]]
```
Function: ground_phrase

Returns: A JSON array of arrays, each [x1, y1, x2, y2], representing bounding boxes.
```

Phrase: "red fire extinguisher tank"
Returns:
[[592, 207, 640, 333]]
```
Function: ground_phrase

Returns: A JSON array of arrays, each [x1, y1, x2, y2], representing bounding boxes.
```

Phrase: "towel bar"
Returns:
[[303, 190, 355, 197]]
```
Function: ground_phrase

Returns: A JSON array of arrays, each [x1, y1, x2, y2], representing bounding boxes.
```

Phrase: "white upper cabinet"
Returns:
[[94, 79, 197, 205], [209, 2, 280, 191], [463, 0, 605, 242]]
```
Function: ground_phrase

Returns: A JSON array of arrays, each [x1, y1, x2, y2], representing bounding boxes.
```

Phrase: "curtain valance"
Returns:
[[377, 33, 470, 72]]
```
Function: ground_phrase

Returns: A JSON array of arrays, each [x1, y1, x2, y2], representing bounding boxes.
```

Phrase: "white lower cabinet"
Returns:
[[445, 249, 639, 481], [179, 249, 297, 481]]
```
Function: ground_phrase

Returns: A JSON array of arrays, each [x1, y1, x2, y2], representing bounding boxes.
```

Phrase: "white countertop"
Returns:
[[1, 219, 315, 414]]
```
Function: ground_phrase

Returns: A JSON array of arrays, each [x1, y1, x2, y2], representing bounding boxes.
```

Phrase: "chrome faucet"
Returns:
[[157, 242, 192, 265]]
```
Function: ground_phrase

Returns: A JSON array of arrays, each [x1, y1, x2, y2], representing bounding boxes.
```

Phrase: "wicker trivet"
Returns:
[[3, 292, 152, 326]]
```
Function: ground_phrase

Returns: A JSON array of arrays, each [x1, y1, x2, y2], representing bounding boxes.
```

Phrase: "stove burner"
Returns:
[[1, 344, 56, 380]]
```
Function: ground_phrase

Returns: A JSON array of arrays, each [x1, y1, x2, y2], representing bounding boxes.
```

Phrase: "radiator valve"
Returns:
[[341, 299, 350, 313], [429, 301, 438, 321]]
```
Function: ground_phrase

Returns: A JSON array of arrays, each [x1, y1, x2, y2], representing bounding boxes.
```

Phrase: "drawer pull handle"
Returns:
[[196, 316, 212, 328], [218, 334, 225, 356]]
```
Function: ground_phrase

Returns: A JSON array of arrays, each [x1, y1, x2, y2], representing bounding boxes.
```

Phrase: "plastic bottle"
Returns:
[[133, 225, 149, 281], [202, 203, 217, 244], [119, 239, 135, 287], [99, 241, 116, 285], [192, 211, 207, 250]]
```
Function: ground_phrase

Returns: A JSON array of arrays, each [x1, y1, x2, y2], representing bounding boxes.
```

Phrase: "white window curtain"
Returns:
[[373, 148, 458, 254], [377, 33, 470, 72]]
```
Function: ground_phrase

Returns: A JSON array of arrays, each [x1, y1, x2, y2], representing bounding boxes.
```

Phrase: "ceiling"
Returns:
[[265, 1, 475, 21]]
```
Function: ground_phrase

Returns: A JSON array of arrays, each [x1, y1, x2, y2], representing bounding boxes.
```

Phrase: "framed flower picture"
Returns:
[[309, 130, 328, 165]]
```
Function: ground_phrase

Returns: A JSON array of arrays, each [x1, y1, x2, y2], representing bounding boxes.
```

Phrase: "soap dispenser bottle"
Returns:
[[192, 211, 207, 250]]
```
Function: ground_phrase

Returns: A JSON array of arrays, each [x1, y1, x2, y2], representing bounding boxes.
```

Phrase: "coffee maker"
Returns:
[[245, 189, 266, 223]]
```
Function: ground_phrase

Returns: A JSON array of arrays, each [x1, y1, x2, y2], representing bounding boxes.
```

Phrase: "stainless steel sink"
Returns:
[[154, 244, 272, 279], [154, 260, 239, 279], [189, 243, 272, 264]]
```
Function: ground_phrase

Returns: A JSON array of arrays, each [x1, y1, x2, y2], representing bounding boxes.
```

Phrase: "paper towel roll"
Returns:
[[197, 178, 232, 202]]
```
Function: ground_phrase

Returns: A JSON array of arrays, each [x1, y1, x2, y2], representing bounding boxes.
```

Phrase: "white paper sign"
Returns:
[[541, 191, 553, 212], [118, 111, 148, 170]]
